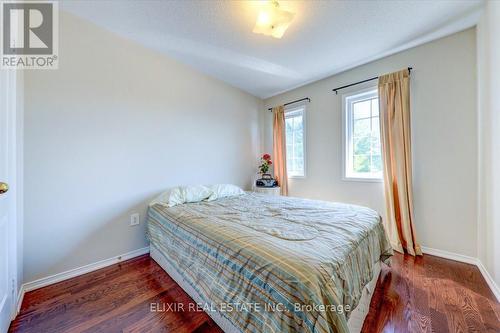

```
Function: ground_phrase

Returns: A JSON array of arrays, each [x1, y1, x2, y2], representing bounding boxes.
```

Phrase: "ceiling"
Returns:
[[62, 0, 483, 98]]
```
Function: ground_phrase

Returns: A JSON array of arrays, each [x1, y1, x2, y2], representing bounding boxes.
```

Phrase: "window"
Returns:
[[343, 88, 382, 180], [285, 105, 306, 177]]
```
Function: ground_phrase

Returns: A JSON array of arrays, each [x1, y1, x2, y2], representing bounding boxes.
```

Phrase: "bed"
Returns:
[[147, 192, 393, 333]]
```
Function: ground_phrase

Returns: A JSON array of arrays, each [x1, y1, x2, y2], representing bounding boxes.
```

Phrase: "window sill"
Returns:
[[288, 175, 306, 179], [342, 176, 383, 183]]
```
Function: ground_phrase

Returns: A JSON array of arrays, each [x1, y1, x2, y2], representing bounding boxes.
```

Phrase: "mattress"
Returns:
[[147, 192, 393, 333], [150, 245, 381, 333]]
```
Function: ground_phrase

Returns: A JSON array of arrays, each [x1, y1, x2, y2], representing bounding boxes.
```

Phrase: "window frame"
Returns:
[[284, 103, 306, 179], [342, 86, 383, 182]]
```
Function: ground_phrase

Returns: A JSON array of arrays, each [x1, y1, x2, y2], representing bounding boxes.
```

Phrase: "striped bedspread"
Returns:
[[147, 193, 392, 333]]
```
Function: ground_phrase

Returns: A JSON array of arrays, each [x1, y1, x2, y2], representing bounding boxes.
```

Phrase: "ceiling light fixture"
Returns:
[[253, 0, 294, 39]]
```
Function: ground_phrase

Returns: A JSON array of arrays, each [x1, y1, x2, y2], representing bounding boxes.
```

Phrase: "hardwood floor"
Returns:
[[9, 253, 500, 333], [362, 254, 499, 332]]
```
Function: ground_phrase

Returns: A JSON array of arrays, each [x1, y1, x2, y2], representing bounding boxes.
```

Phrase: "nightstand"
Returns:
[[253, 186, 281, 196]]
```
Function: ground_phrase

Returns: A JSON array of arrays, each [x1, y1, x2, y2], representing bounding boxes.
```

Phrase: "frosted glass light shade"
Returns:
[[253, 1, 294, 39]]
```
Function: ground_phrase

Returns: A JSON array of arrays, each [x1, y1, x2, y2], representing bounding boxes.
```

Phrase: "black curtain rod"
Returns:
[[332, 67, 413, 94], [268, 97, 311, 111]]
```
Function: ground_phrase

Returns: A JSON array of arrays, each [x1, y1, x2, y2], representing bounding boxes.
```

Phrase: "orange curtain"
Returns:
[[378, 69, 422, 256], [272, 106, 288, 196]]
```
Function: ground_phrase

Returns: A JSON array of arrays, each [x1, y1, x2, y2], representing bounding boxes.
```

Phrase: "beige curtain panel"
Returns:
[[378, 69, 422, 256], [272, 106, 288, 196]]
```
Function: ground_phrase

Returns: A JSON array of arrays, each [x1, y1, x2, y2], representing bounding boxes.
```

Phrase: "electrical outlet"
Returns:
[[130, 213, 140, 226]]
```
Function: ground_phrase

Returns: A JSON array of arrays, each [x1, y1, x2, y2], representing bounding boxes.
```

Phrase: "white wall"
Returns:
[[477, 2, 500, 289], [263, 29, 478, 257], [23, 12, 262, 282]]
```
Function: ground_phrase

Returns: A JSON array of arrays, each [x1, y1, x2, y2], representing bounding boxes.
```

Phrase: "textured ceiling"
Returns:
[[62, 0, 483, 98]]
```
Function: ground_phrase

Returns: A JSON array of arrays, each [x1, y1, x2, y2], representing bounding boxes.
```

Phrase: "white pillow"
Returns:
[[208, 184, 245, 201], [149, 189, 172, 207], [169, 185, 212, 207]]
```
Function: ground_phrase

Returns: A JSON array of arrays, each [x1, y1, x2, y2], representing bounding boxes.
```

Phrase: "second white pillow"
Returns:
[[169, 185, 212, 207], [208, 184, 245, 201]]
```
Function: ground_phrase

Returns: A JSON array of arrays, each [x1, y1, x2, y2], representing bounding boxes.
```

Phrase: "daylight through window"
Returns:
[[285, 106, 306, 177], [343, 88, 382, 180]]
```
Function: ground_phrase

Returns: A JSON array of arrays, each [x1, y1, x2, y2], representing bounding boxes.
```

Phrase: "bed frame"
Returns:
[[150, 244, 381, 333]]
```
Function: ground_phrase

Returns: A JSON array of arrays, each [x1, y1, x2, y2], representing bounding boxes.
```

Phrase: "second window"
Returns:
[[285, 105, 306, 177], [343, 88, 382, 180]]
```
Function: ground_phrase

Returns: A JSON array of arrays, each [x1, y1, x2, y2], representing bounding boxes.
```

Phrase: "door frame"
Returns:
[[1, 69, 22, 325], [11, 70, 23, 320]]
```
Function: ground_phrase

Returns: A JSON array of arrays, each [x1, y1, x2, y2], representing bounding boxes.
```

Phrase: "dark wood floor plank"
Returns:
[[17, 260, 176, 332], [9, 253, 500, 333], [362, 254, 499, 333]]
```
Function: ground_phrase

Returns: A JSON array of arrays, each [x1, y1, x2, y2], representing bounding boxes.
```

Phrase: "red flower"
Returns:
[[268, 160, 272, 165], [263, 153, 271, 160]]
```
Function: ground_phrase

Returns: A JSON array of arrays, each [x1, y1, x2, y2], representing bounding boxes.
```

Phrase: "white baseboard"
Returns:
[[476, 259, 500, 302], [15, 285, 25, 317], [422, 246, 500, 302], [16, 246, 150, 315], [421, 246, 478, 265]]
